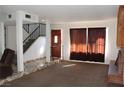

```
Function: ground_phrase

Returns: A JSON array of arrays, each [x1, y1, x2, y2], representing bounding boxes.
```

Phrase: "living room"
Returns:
[[0, 2, 124, 90]]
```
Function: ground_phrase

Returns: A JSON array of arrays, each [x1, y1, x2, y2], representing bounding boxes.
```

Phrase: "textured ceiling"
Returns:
[[0, 5, 119, 23]]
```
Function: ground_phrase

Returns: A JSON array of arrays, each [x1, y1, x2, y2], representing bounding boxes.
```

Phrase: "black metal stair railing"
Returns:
[[23, 25, 40, 53], [23, 24, 29, 33], [23, 23, 40, 34]]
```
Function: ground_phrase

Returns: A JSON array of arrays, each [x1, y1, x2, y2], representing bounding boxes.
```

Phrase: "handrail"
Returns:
[[23, 25, 40, 43]]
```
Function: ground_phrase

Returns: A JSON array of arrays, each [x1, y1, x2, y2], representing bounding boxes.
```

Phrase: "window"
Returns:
[[70, 27, 106, 62], [70, 28, 87, 61], [70, 28, 87, 53], [54, 35, 58, 43]]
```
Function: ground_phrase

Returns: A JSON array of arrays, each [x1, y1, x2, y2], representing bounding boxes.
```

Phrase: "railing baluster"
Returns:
[[28, 24, 29, 33]]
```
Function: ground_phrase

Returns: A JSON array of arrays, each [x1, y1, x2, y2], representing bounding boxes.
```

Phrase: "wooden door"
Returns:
[[51, 30, 61, 59]]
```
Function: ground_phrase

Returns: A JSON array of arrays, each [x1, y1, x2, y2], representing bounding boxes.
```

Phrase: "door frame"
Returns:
[[51, 29, 62, 60]]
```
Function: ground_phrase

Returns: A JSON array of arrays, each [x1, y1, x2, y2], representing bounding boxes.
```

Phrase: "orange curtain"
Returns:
[[70, 28, 87, 53], [70, 28, 106, 62], [88, 28, 106, 54]]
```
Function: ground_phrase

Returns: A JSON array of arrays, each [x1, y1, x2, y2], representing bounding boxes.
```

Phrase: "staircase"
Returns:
[[23, 23, 46, 53]]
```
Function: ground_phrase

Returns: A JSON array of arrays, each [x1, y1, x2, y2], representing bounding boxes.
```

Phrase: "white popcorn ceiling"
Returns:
[[0, 5, 119, 23]]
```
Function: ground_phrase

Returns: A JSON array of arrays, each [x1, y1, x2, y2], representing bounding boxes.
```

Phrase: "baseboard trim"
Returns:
[[24, 57, 46, 64], [61, 59, 109, 66]]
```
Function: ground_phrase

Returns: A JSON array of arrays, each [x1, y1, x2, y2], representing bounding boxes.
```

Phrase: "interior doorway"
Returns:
[[51, 29, 61, 60]]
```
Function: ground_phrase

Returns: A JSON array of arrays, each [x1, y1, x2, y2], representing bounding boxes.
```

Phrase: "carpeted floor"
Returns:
[[1, 61, 123, 87]]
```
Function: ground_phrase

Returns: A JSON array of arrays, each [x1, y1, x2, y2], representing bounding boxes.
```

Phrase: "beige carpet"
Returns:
[[1, 61, 123, 87]]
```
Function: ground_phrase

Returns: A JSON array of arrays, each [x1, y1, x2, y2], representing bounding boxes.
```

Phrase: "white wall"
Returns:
[[22, 11, 39, 23], [6, 26, 17, 52], [46, 21, 51, 62], [0, 23, 5, 58], [51, 18, 119, 64], [0, 11, 5, 58], [6, 11, 39, 23], [0, 23, 2, 58], [23, 36, 46, 62]]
